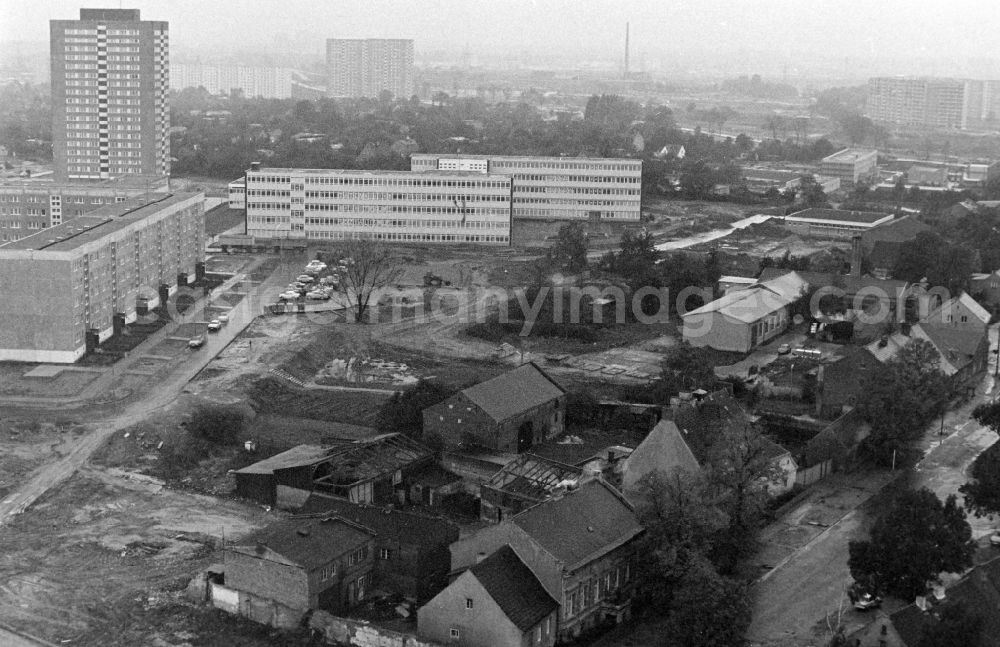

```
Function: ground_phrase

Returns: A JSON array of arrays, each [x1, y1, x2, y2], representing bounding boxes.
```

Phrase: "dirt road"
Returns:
[[0, 263, 280, 525]]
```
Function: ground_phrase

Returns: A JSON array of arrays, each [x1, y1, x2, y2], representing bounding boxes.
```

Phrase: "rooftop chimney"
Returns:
[[250, 161, 261, 172], [850, 235, 863, 278]]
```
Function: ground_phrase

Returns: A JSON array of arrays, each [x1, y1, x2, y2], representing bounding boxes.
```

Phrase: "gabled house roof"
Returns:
[[926, 292, 991, 327], [511, 479, 643, 570], [918, 323, 987, 374], [297, 493, 460, 548], [621, 419, 700, 492], [865, 323, 986, 376], [863, 556, 1000, 647], [682, 271, 808, 324], [459, 362, 566, 423], [231, 516, 374, 570], [672, 389, 756, 464], [469, 545, 558, 632]]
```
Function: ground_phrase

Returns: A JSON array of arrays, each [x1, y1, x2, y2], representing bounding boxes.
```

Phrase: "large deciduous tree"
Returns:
[[848, 488, 974, 601], [857, 339, 949, 463], [547, 222, 588, 274], [959, 401, 1000, 517], [333, 239, 403, 322]]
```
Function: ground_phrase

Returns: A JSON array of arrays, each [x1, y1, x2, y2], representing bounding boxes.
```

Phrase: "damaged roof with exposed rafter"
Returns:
[[311, 433, 432, 489], [484, 453, 585, 501]]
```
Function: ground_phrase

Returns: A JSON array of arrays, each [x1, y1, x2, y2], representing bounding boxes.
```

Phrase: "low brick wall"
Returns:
[[309, 610, 442, 647], [208, 581, 442, 647]]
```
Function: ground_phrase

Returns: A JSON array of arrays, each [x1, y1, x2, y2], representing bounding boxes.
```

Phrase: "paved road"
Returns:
[[749, 329, 1000, 646], [0, 261, 282, 525]]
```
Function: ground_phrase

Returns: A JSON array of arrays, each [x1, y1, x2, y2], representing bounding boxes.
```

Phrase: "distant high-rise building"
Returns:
[[962, 79, 1000, 128], [866, 77, 968, 129], [50, 9, 169, 182], [171, 63, 293, 99], [326, 38, 413, 99]]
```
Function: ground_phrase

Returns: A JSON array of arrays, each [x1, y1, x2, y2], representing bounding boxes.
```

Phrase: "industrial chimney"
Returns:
[[624, 23, 630, 79]]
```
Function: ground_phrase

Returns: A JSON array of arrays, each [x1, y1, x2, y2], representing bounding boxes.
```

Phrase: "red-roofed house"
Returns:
[[422, 363, 567, 453]]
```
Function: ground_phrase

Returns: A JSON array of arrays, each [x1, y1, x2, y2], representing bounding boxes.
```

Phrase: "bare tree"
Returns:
[[335, 239, 404, 323]]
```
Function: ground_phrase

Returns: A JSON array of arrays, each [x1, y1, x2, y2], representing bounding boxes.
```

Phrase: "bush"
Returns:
[[188, 404, 247, 445]]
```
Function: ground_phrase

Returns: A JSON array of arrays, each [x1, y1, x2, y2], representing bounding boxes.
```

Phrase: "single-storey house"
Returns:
[[682, 271, 809, 352], [419, 545, 559, 647], [234, 434, 434, 508], [423, 363, 567, 453], [782, 208, 893, 238]]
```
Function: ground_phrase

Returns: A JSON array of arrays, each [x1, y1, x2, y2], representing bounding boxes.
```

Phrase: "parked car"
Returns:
[[777, 343, 791, 355], [848, 582, 881, 611], [278, 291, 299, 301], [218, 313, 229, 323], [307, 290, 330, 300], [296, 275, 315, 283], [990, 530, 1000, 547], [188, 335, 205, 349], [306, 260, 326, 270], [321, 275, 339, 286], [207, 319, 222, 332]]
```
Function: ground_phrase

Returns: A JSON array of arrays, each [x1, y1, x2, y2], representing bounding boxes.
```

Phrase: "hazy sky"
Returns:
[[3, 0, 999, 71]]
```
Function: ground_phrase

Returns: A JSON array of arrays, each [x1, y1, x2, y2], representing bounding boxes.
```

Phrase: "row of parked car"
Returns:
[[277, 259, 347, 302]]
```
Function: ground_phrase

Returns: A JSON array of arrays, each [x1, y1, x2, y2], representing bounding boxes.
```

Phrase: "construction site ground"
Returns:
[[0, 470, 294, 647], [0, 244, 685, 644]]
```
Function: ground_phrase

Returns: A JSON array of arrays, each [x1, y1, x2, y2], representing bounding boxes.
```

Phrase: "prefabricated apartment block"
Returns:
[[0, 193, 205, 363]]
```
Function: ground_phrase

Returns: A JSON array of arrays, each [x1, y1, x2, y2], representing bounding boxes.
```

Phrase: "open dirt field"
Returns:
[[0, 472, 280, 646]]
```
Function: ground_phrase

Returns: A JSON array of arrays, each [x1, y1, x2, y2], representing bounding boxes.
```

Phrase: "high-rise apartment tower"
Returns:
[[50, 9, 170, 182], [326, 38, 413, 99]]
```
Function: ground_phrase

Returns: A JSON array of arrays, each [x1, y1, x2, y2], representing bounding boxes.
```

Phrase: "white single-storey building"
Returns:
[[682, 272, 809, 353]]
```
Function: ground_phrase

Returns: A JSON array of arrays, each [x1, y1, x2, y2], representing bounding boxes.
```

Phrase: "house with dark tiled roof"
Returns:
[[224, 516, 376, 614], [423, 362, 566, 453], [847, 556, 1000, 647], [297, 493, 460, 603], [449, 479, 643, 642], [419, 545, 559, 647], [859, 216, 932, 279], [815, 345, 881, 418], [622, 389, 797, 496], [866, 321, 989, 395], [971, 270, 1000, 308]]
